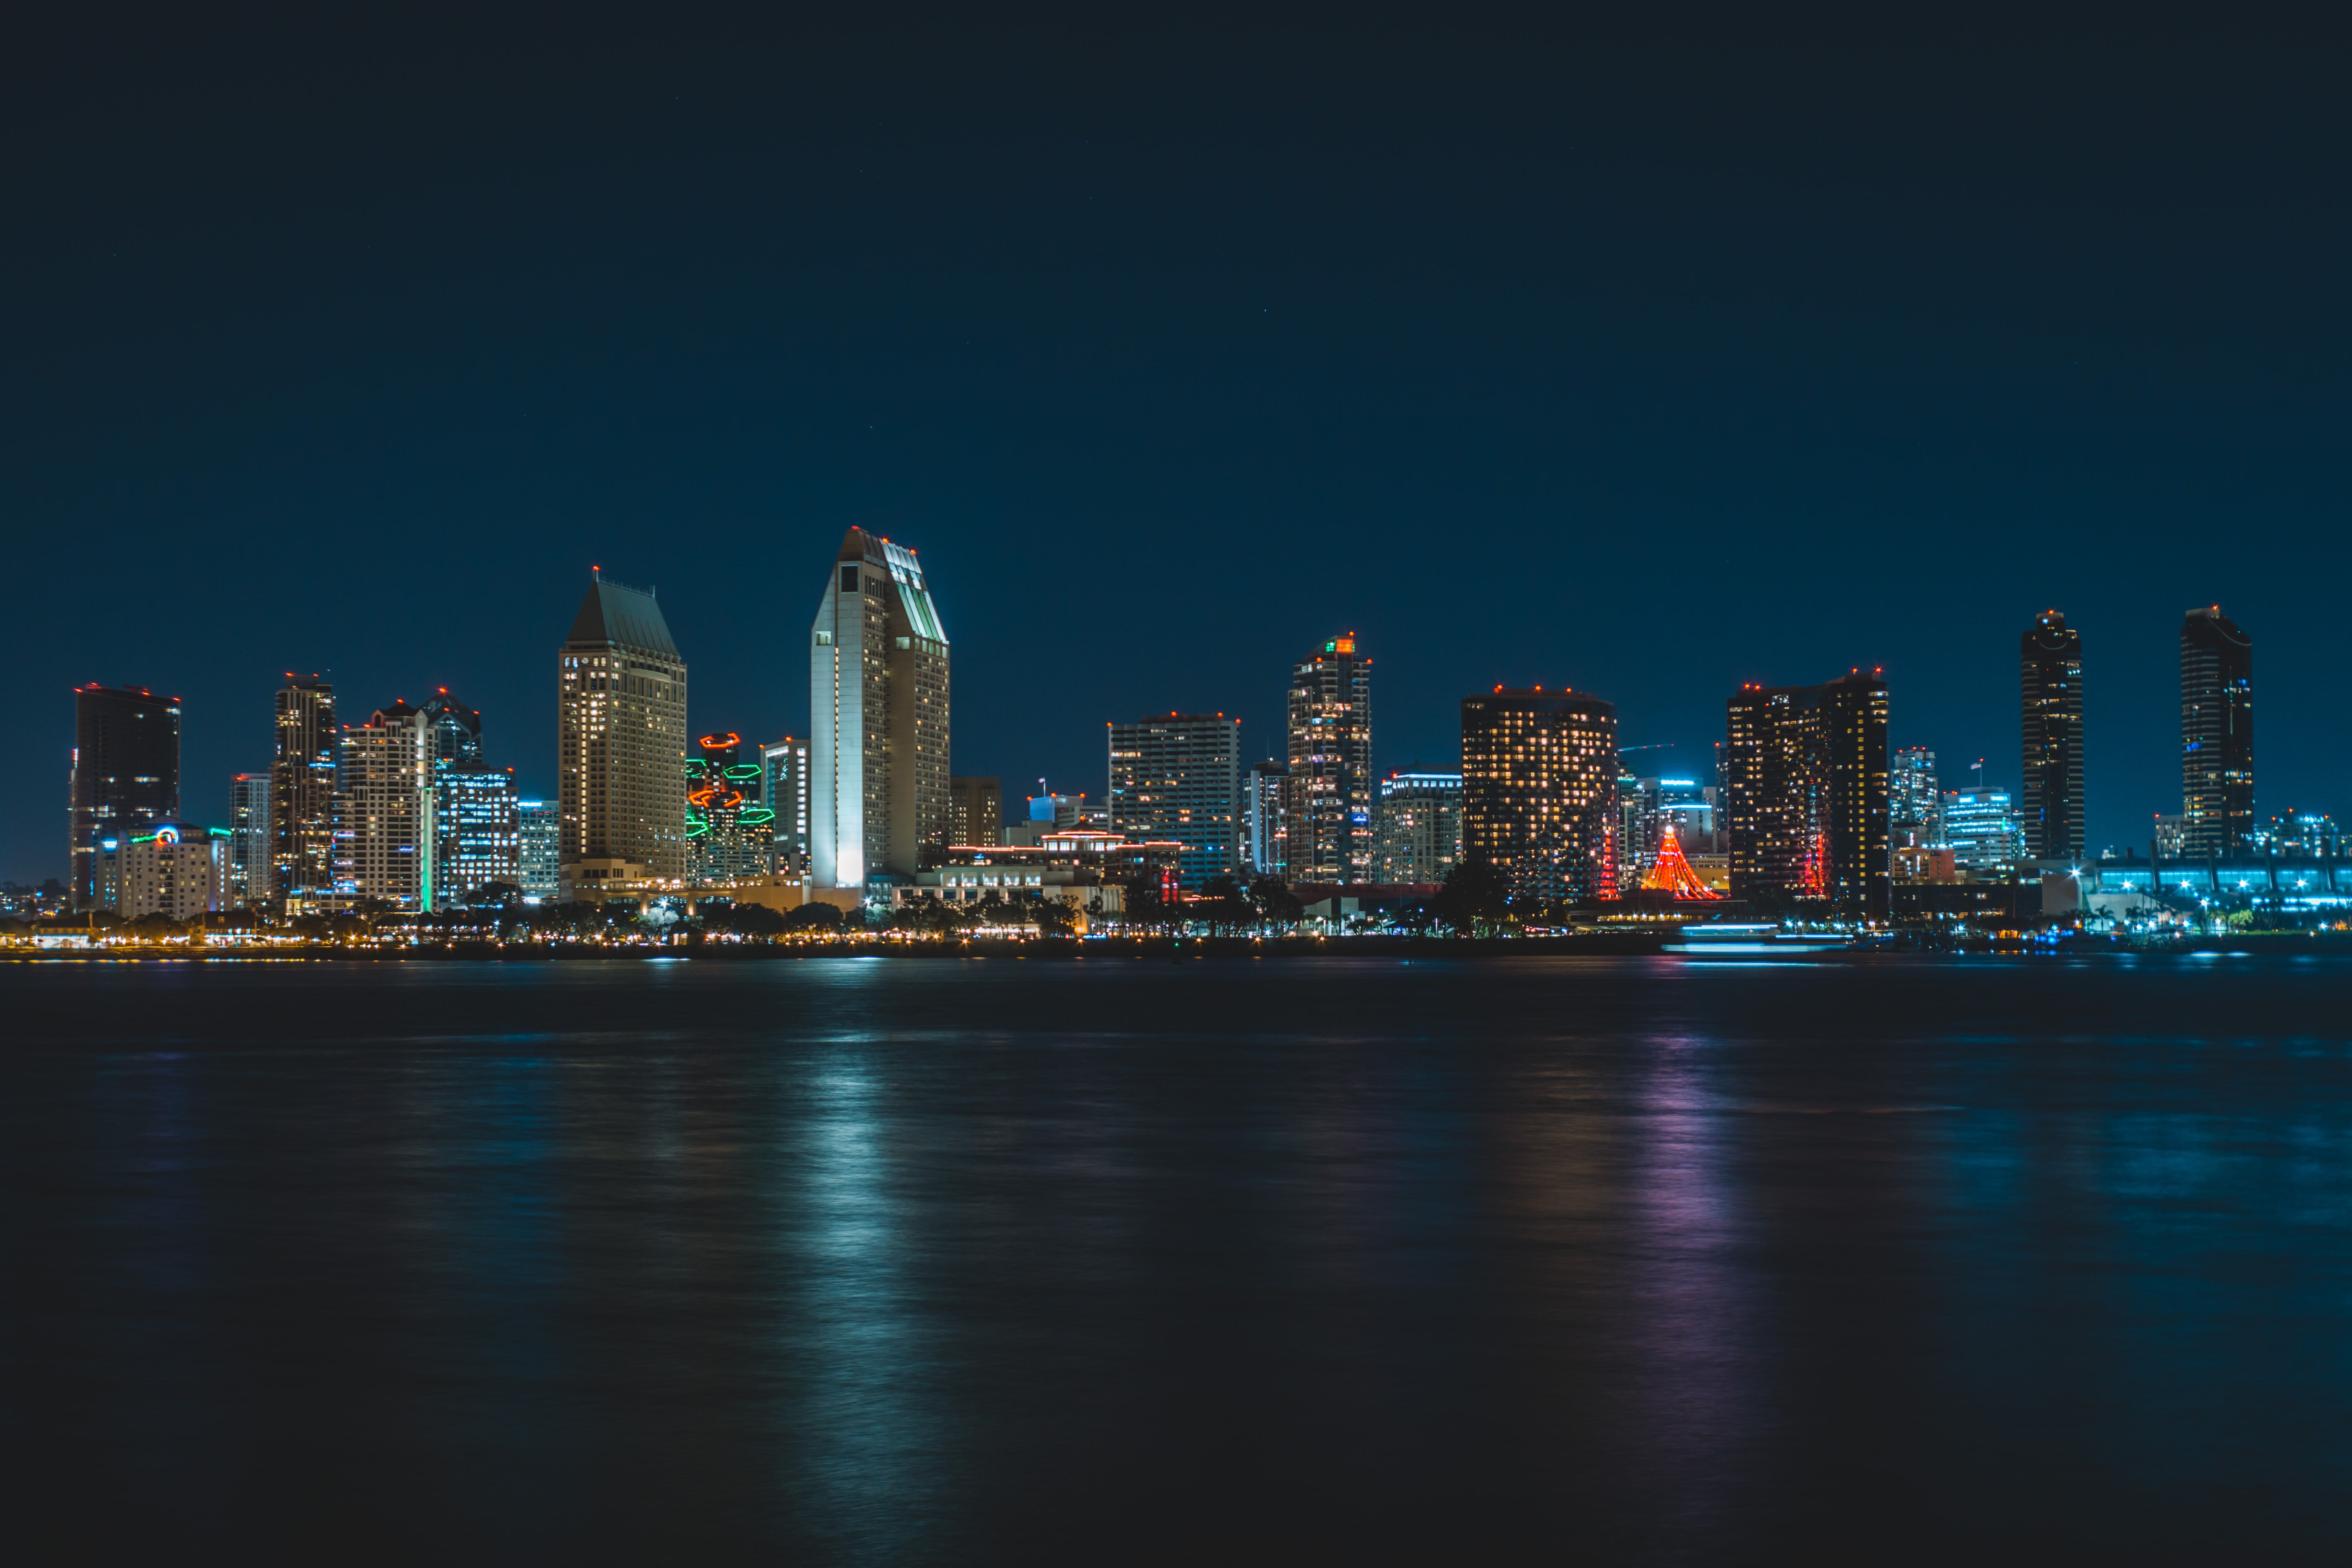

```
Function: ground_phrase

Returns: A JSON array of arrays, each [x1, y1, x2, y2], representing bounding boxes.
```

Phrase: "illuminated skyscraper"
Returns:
[[1460, 688, 1619, 906], [1375, 771, 1463, 885], [272, 675, 338, 910], [2180, 605, 2253, 857], [433, 765, 519, 907], [1243, 758, 1290, 877], [688, 732, 770, 886], [558, 572, 688, 899], [68, 683, 180, 909], [1891, 746, 1939, 849], [228, 771, 273, 908], [1286, 634, 1373, 884], [1942, 786, 2027, 875], [517, 800, 560, 901], [763, 738, 811, 874], [1724, 672, 1889, 918], [2020, 610, 2085, 862], [335, 701, 434, 909], [421, 689, 483, 765], [810, 528, 950, 889], [1108, 713, 1243, 887]]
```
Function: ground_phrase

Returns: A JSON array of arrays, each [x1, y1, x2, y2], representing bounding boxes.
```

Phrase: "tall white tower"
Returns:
[[810, 528, 950, 889]]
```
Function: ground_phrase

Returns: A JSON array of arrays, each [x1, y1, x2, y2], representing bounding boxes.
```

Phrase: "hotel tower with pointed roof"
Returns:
[[810, 527, 950, 889], [558, 571, 688, 899]]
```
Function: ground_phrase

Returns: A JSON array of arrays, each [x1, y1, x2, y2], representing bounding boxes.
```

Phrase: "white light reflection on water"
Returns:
[[777, 1049, 945, 1556]]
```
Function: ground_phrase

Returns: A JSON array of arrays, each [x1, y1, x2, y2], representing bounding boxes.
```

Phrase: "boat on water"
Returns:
[[1663, 922, 1856, 955]]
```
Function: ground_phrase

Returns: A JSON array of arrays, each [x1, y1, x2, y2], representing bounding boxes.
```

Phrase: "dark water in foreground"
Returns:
[[5, 954, 2352, 1563]]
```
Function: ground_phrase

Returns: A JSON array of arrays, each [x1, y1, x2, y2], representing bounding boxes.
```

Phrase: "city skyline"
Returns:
[[26, 582, 2337, 890]]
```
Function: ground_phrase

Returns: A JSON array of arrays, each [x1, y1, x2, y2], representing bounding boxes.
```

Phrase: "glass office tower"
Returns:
[[2020, 610, 2085, 861], [2180, 605, 2253, 857], [69, 683, 181, 909]]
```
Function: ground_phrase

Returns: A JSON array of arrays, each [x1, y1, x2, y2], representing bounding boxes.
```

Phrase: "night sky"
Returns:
[[6, 4, 2347, 881]]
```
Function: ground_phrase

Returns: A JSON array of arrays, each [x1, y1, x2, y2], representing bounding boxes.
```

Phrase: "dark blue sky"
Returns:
[[6, 3, 2347, 880]]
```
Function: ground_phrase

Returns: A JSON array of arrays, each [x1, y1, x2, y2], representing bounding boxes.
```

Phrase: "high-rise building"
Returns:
[[762, 738, 811, 875], [688, 732, 769, 887], [2180, 605, 2253, 857], [1108, 713, 1243, 888], [1633, 777, 1716, 861], [1375, 771, 1463, 885], [810, 528, 950, 889], [1891, 747, 1939, 849], [2020, 610, 2085, 862], [1617, 763, 1646, 883], [1243, 759, 1290, 877], [2153, 814, 2188, 860], [228, 772, 273, 909], [433, 765, 519, 906], [1286, 635, 1373, 885], [96, 823, 228, 921], [69, 684, 181, 908], [948, 776, 1002, 848], [1942, 787, 2027, 875], [559, 572, 688, 899], [421, 689, 483, 765], [1460, 688, 1620, 906], [334, 701, 434, 909], [517, 801, 561, 901], [272, 675, 338, 910], [1723, 672, 1889, 918]]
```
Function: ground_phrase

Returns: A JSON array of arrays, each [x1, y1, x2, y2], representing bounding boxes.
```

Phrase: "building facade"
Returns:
[[96, 823, 228, 921], [1244, 758, 1290, 878], [517, 800, 561, 901], [1723, 672, 1890, 919], [1287, 635, 1373, 884], [228, 771, 273, 909], [69, 683, 181, 909], [1460, 688, 1620, 906], [1107, 714, 1243, 888], [335, 701, 434, 909], [810, 528, 950, 889], [762, 738, 810, 875], [2020, 609, 2085, 862], [433, 764, 520, 906], [1942, 786, 2027, 876], [558, 574, 689, 899], [1892, 746, 1939, 849], [272, 675, 338, 910], [1375, 771, 1464, 885], [2180, 605, 2253, 857], [948, 775, 1002, 849], [688, 732, 771, 887]]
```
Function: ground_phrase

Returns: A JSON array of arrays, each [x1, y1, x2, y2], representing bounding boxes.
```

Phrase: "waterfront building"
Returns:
[[1632, 776, 1717, 862], [1461, 688, 1620, 906], [1108, 713, 1243, 889], [2021, 610, 2085, 861], [949, 775, 1002, 848], [1375, 771, 1463, 885], [2253, 810, 2339, 858], [1243, 759, 1290, 877], [2180, 605, 2254, 857], [559, 572, 688, 899], [272, 675, 338, 910], [96, 822, 228, 921], [1723, 671, 1890, 919], [809, 528, 949, 889], [433, 764, 520, 906], [1942, 786, 2027, 876], [1287, 634, 1373, 885], [688, 732, 771, 887], [517, 800, 560, 901], [228, 772, 273, 908], [2154, 814, 2188, 859], [763, 738, 811, 873], [69, 683, 180, 909], [1892, 746, 1939, 849], [334, 701, 434, 909], [1617, 764, 1646, 884]]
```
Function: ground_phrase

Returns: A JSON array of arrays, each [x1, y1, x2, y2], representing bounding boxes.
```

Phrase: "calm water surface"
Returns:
[[4, 954, 2351, 1563]]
